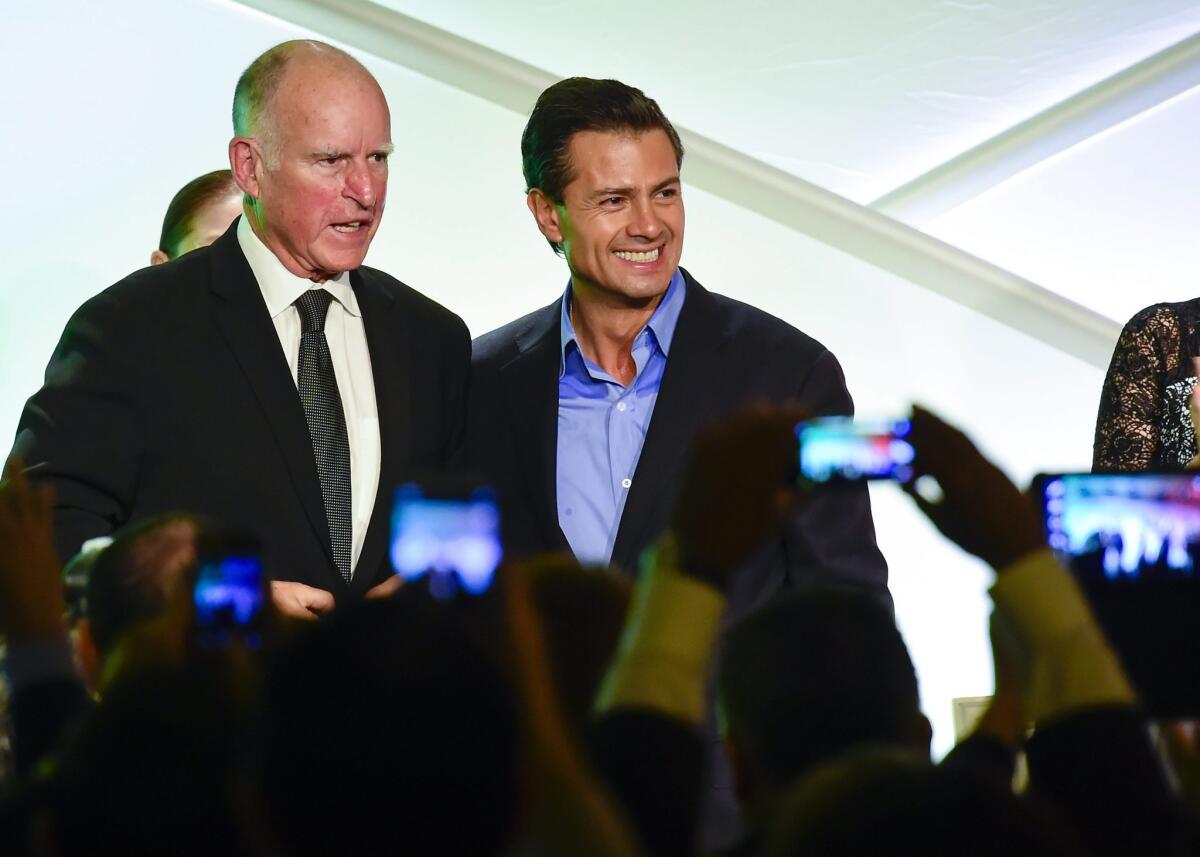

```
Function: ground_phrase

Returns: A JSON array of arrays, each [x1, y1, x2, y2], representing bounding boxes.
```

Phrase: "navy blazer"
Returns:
[[12, 220, 470, 598], [468, 268, 888, 619]]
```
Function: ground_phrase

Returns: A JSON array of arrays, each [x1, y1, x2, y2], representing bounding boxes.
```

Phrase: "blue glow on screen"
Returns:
[[194, 555, 263, 626], [798, 417, 914, 482], [390, 486, 502, 595], [1044, 474, 1200, 579]]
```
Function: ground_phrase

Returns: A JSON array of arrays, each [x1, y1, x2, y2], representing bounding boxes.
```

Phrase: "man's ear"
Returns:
[[527, 189, 564, 246], [150, 249, 170, 266], [229, 136, 263, 200]]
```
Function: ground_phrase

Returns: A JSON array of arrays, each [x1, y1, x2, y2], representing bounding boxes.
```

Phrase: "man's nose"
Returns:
[[344, 160, 376, 207], [627, 197, 664, 239]]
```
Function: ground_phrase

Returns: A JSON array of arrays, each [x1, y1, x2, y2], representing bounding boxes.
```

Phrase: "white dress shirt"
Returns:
[[237, 217, 381, 576]]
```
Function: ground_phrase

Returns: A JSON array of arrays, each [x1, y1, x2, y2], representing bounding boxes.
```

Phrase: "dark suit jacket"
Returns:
[[12, 221, 469, 598], [470, 269, 888, 850], [468, 268, 888, 617]]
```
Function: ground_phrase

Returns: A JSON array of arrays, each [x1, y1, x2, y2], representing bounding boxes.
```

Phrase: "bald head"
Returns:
[[232, 40, 380, 165]]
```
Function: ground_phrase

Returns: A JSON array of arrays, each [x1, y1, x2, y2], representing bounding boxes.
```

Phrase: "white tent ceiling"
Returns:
[[377, 0, 1199, 204]]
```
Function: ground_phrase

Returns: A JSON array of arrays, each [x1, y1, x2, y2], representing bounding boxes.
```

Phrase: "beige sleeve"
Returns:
[[990, 548, 1136, 725], [594, 535, 727, 726]]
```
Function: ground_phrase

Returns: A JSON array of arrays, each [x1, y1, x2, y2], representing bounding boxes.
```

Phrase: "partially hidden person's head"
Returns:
[[524, 553, 632, 731], [259, 594, 520, 857], [47, 662, 259, 857], [77, 514, 204, 692], [522, 77, 685, 308], [718, 585, 930, 817], [150, 169, 242, 265], [229, 39, 392, 282], [765, 746, 1080, 857]]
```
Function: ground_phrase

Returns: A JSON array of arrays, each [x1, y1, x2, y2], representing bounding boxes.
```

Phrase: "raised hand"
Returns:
[[902, 405, 1044, 571], [0, 456, 66, 641]]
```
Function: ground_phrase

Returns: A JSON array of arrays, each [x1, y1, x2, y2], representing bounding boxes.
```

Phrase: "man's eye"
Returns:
[[658, 188, 678, 199], [602, 196, 623, 206], [369, 152, 389, 163], [320, 157, 340, 166]]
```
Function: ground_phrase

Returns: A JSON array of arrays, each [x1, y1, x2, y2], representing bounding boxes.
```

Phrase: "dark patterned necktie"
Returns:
[[294, 289, 353, 581]]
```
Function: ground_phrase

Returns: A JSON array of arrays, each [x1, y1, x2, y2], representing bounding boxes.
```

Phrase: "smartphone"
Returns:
[[1034, 472, 1200, 716], [193, 534, 265, 648], [796, 417, 915, 484], [390, 483, 503, 601]]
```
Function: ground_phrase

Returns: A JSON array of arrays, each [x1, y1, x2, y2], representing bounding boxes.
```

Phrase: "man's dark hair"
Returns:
[[84, 513, 203, 654], [157, 170, 239, 259], [718, 586, 920, 790], [521, 77, 684, 253]]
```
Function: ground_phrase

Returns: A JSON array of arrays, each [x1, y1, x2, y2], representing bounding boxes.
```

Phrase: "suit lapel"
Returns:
[[207, 224, 335, 572], [499, 303, 571, 553], [349, 269, 411, 594], [610, 272, 733, 570]]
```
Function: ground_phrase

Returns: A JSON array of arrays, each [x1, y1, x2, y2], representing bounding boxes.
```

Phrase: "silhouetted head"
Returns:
[[47, 662, 258, 857], [524, 553, 631, 729], [260, 594, 519, 856], [766, 747, 1079, 857], [718, 586, 930, 813], [77, 514, 205, 690]]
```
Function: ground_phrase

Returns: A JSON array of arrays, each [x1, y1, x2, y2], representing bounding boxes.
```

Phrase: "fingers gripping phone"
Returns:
[[390, 483, 503, 601]]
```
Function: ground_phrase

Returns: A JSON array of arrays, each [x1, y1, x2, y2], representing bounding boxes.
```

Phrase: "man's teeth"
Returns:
[[614, 248, 659, 262], [334, 222, 363, 232]]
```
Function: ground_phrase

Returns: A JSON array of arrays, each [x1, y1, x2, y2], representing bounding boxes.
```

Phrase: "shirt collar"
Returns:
[[236, 216, 359, 320], [558, 268, 686, 378]]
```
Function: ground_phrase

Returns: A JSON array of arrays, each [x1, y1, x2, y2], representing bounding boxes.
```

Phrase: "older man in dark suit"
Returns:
[[12, 40, 469, 618], [467, 77, 889, 848]]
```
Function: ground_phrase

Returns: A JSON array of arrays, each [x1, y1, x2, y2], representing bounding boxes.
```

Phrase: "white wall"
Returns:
[[1, 0, 1128, 756]]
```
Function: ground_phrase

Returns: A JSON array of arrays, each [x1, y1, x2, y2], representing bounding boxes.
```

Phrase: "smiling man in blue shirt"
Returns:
[[467, 78, 888, 846], [557, 267, 685, 563]]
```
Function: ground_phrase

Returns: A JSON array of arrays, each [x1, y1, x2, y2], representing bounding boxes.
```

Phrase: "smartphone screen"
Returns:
[[1035, 472, 1200, 716], [796, 417, 915, 484], [193, 552, 265, 647], [390, 483, 503, 600]]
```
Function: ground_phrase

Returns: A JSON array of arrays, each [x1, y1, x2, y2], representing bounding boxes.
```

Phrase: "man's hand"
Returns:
[[365, 575, 404, 600], [672, 405, 806, 591], [0, 456, 66, 641], [903, 405, 1044, 571], [270, 580, 335, 620]]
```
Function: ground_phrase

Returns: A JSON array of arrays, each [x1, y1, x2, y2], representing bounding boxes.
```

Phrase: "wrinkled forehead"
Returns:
[[271, 66, 391, 143]]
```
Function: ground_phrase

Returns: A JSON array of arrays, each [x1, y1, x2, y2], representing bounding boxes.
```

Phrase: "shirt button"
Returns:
[[621, 478, 632, 489], [616, 402, 627, 412]]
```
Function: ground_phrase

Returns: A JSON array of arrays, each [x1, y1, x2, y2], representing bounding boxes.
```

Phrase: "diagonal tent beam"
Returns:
[[233, 0, 1121, 368], [871, 31, 1200, 226]]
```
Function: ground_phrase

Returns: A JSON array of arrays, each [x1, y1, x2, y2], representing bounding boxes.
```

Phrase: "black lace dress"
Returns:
[[1093, 300, 1200, 471]]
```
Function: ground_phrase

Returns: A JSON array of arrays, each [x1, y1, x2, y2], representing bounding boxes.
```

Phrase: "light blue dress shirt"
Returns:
[[557, 269, 686, 564]]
